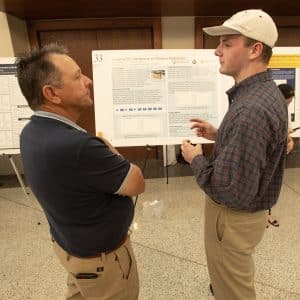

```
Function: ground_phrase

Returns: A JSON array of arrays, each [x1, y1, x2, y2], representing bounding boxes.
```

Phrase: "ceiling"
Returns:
[[1, 0, 300, 20]]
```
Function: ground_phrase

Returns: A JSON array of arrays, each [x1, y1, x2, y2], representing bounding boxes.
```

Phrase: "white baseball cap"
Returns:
[[203, 9, 278, 48]]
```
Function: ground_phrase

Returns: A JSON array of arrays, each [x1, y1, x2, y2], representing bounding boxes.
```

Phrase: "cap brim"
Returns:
[[203, 25, 241, 36]]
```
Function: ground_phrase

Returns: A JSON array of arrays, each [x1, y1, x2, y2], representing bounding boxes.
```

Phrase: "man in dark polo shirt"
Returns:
[[16, 44, 145, 300], [181, 10, 287, 300]]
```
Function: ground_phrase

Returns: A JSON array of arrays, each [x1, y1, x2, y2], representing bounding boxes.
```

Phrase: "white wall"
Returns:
[[6, 13, 30, 55], [162, 16, 194, 49], [0, 12, 14, 56]]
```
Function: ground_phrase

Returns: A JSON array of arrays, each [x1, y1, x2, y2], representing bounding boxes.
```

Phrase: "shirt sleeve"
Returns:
[[191, 108, 269, 209], [78, 137, 131, 194]]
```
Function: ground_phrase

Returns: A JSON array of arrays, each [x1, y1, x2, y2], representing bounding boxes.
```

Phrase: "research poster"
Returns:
[[92, 49, 232, 146], [0, 58, 32, 150], [269, 48, 300, 137], [92, 48, 300, 146]]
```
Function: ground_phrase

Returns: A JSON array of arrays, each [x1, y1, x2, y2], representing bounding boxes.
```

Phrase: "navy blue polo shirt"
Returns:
[[20, 111, 134, 256]]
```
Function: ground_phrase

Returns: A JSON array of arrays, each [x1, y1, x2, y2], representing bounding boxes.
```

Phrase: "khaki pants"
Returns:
[[53, 237, 139, 300], [205, 196, 267, 300]]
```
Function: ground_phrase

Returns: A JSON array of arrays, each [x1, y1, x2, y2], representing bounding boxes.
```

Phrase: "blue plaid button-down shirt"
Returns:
[[191, 70, 288, 212]]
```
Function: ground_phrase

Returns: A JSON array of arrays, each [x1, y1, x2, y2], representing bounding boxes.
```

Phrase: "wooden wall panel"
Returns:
[[4, 0, 300, 20], [195, 16, 300, 49]]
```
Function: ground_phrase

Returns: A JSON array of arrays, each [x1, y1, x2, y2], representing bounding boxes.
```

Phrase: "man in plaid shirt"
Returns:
[[181, 10, 287, 300]]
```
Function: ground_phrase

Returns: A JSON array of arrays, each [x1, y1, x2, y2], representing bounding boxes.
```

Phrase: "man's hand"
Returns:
[[190, 118, 217, 141], [100, 137, 144, 196], [181, 140, 203, 164], [287, 135, 294, 154]]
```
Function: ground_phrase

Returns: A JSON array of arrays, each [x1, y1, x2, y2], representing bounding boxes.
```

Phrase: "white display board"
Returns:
[[0, 58, 32, 154], [92, 48, 300, 146], [92, 49, 233, 146]]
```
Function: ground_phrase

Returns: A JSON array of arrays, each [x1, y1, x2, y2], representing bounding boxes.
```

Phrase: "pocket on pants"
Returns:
[[71, 255, 126, 298], [216, 210, 226, 242], [221, 210, 267, 253], [70, 272, 99, 297], [115, 244, 132, 280]]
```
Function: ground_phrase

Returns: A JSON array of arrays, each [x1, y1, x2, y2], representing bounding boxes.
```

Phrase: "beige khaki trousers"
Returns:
[[53, 237, 139, 300], [205, 196, 267, 300]]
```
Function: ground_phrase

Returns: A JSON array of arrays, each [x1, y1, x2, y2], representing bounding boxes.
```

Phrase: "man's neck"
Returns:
[[37, 105, 80, 123], [234, 63, 267, 84]]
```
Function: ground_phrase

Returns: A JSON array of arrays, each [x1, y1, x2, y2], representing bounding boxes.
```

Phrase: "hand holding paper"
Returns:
[[181, 140, 203, 164]]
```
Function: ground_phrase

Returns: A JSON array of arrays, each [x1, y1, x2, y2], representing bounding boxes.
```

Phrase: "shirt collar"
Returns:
[[33, 111, 87, 133], [226, 70, 272, 99]]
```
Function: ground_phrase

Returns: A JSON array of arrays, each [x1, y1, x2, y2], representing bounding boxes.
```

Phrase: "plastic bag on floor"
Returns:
[[142, 199, 164, 218]]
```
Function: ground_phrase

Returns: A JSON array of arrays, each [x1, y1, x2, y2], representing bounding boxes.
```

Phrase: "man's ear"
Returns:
[[42, 85, 61, 104], [249, 42, 264, 60]]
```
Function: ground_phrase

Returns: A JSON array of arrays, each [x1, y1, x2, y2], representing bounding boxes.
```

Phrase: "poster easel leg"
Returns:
[[8, 155, 30, 200], [165, 145, 169, 184]]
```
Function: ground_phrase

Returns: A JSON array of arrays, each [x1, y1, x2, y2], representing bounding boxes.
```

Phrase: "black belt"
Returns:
[[52, 234, 128, 259]]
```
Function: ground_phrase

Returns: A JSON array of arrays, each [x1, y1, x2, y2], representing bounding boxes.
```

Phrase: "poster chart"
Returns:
[[92, 49, 233, 146], [0, 58, 32, 151], [269, 47, 300, 137]]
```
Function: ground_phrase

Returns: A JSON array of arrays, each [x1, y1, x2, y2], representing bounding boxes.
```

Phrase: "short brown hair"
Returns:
[[243, 37, 273, 64], [278, 83, 295, 99], [16, 44, 68, 110]]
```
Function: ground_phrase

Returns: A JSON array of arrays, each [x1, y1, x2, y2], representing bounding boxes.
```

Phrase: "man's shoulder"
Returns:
[[21, 116, 92, 150], [241, 79, 282, 110], [28, 115, 85, 134]]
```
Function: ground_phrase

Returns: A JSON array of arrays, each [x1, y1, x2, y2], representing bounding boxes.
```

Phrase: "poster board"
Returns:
[[0, 58, 32, 154], [92, 48, 300, 146], [92, 49, 233, 146], [269, 47, 300, 137]]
